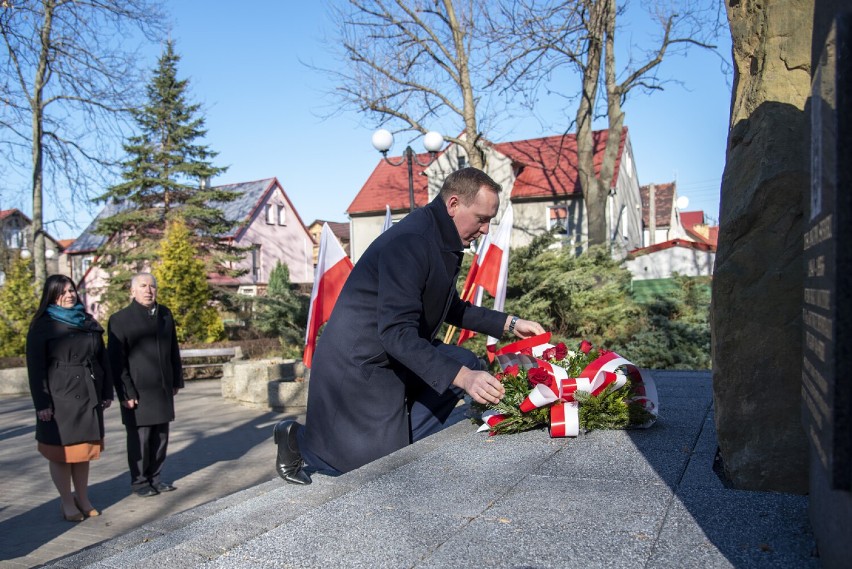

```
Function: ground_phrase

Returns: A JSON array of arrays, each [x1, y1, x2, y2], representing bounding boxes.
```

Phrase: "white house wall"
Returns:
[[349, 214, 402, 262], [625, 247, 716, 280], [609, 136, 643, 257]]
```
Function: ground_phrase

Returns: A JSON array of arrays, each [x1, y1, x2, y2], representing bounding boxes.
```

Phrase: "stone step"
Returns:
[[40, 372, 819, 569]]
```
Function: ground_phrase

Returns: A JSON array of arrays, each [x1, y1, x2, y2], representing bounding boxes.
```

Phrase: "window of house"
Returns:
[[278, 204, 286, 225], [265, 204, 276, 224], [3, 219, 24, 249], [251, 245, 261, 282], [458, 155, 467, 170], [81, 256, 93, 275], [548, 206, 570, 234]]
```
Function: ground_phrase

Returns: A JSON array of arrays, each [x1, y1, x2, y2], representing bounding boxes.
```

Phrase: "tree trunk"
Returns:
[[30, 0, 56, 287], [444, 0, 483, 169], [575, 0, 608, 246]]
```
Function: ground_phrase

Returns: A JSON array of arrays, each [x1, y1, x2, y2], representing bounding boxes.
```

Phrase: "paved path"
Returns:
[[0, 380, 299, 568]]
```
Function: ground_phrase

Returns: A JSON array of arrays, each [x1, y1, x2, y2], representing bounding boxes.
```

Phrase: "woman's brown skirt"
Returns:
[[38, 441, 104, 463]]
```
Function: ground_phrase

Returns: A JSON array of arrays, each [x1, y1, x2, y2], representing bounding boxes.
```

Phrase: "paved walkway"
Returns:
[[0, 380, 299, 568]]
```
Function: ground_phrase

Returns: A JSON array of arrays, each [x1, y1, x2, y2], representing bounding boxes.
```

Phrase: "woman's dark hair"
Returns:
[[30, 274, 80, 328]]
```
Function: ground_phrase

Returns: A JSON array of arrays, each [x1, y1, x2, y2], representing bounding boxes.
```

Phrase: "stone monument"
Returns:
[[803, 8, 852, 568], [713, 0, 812, 493]]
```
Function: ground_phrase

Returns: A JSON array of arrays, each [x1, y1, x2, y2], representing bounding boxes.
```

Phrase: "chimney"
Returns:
[[648, 184, 656, 246]]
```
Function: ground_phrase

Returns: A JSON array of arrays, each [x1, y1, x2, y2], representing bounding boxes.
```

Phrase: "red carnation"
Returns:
[[527, 367, 553, 389], [503, 364, 520, 377], [542, 346, 556, 360], [579, 340, 593, 354], [554, 343, 568, 360]]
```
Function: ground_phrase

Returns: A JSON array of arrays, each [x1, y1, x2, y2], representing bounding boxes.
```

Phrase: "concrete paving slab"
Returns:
[[205, 503, 466, 569], [649, 488, 818, 568]]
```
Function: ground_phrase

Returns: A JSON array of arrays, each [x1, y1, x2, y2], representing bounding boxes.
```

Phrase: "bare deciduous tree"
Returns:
[[321, 0, 503, 168], [489, 0, 723, 246], [0, 0, 165, 284]]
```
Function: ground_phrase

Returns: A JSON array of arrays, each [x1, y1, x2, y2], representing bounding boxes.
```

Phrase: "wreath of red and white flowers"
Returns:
[[473, 333, 659, 437]]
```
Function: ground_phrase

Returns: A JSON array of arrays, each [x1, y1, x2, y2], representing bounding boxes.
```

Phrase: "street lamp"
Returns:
[[372, 129, 444, 212]]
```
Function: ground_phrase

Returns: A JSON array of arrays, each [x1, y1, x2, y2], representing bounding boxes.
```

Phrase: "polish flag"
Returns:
[[382, 205, 393, 233], [457, 205, 514, 351], [303, 223, 353, 368]]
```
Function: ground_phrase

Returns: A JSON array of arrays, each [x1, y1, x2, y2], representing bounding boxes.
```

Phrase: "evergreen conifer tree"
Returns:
[[255, 261, 307, 354], [153, 217, 224, 343], [94, 40, 241, 314], [0, 257, 39, 357]]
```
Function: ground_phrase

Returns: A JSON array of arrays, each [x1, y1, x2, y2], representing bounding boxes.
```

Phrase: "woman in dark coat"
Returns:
[[26, 275, 113, 522]]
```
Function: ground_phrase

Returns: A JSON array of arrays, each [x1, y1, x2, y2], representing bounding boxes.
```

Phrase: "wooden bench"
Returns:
[[180, 346, 244, 370]]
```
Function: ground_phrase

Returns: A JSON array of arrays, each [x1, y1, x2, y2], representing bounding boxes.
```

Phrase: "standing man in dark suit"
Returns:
[[274, 167, 545, 484], [108, 273, 183, 497]]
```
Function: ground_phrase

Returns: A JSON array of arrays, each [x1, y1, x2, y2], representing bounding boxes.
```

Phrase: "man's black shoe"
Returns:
[[134, 485, 159, 498], [152, 482, 176, 492], [273, 420, 312, 485]]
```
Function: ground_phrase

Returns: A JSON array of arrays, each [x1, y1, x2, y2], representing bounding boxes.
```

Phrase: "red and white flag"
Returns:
[[303, 223, 353, 368], [457, 205, 513, 352]]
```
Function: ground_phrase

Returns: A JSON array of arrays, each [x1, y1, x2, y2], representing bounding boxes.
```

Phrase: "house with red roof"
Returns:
[[0, 208, 65, 285], [640, 182, 688, 245], [624, 238, 716, 281], [679, 210, 719, 247], [625, 182, 719, 281], [347, 128, 644, 261], [625, 202, 719, 282], [66, 178, 314, 316]]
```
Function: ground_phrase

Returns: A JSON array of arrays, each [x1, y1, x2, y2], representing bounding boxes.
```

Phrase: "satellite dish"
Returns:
[[676, 196, 690, 210]]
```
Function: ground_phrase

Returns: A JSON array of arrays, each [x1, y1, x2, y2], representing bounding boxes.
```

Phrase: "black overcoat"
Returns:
[[26, 314, 113, 445], [107, 301, 183, 427], [303, 196, 507, 473]]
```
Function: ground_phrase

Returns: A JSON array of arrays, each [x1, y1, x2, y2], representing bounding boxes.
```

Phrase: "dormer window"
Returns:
[[266, 203, 276, 225]]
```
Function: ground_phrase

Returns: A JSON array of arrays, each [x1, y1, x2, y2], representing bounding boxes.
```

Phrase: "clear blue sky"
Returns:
[[8, 1, 733, 239]]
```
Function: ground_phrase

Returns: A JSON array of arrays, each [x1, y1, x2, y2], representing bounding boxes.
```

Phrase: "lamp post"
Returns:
[[371, 129, 444, 212]]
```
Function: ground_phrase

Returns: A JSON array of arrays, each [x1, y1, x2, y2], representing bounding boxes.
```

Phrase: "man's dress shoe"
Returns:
[[273, 420, 312, 485], [134, 485, 159, 498]]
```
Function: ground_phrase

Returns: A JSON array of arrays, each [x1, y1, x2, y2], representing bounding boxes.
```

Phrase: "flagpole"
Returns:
[[443, 283, 478, 344]]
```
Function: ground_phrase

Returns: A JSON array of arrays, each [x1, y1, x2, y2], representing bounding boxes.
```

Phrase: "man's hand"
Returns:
[[452, 367, 505, 405], [505, 315, 546, 338], [122, 399, 138, 409]]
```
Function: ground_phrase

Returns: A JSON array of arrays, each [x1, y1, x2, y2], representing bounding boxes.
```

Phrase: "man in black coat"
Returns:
[[108, 273, 184, 497], [274, 167, 545, 484]]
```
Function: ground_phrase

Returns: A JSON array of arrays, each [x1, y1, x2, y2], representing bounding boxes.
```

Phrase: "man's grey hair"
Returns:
[[131, 273, 158, 289]]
